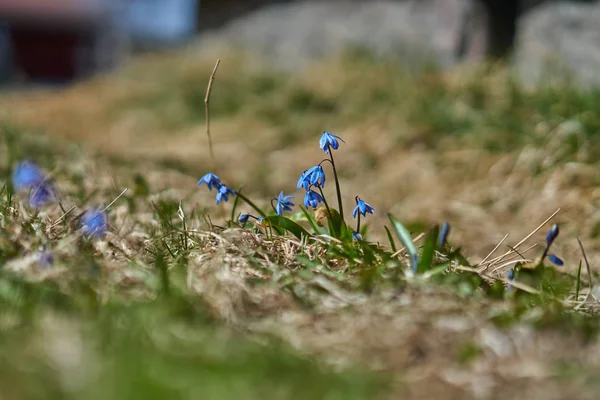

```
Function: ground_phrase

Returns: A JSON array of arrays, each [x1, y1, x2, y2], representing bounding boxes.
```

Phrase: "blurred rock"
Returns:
[[206, 0, 489, 70], [515, 1, 600, 88]]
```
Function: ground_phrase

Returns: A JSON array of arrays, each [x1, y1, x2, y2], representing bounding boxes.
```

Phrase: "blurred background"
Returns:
[[0, 0, 599, 85]]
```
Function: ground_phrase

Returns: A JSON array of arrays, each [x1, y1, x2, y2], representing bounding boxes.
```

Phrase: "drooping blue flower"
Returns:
[[548, 254, 564, 266], [238, 213, 250, 224], [304, 190, 324, 209], [307, 165, 326, 188], [545, 223, 559, 247], [197, 172, 222, 191], [319, 131, 344, 154], [352, 232, 362, 241], [297, 165, 326, 191], [28, 183, 55, 209], [12, 161, 45, 191], [215, 184, 236, 205], [297, 170, 309, 190], [80, 207, 108, 239], [437, 221, 451, 248], [352, 197, 375, 219], [275, 191, 295, 216]]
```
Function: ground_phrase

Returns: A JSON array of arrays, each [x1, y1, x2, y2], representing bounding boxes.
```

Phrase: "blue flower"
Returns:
[[304, 190, 324, 209], [29, 183, 55, 208], [352, 197, 374, 218], [548, 254, 564, 266], [352, 232, 362, 241], [545, 223, 559, 247], [197, 172, 222, 191], [437, 221, 451, 248], [238, 213, 250, 224], [507, 268, 515, 280], [297, 165, 326, 190], [12, 161, 45, 191], [216, 185, 235, 205], [275, 191, 295, 216], [80, 207, 108, 239], [319, 131, 344, 154], [308, 165, 326, 188], [37, 250, 54, 269]]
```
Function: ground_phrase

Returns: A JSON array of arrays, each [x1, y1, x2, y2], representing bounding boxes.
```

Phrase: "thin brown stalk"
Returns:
[[205, 59, 221, 167]]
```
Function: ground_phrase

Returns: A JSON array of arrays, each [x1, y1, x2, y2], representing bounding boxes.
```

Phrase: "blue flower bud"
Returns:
[[545, 224, 559, 247], [437, 221, 450, 248], [238, 213, 250, 224], [507, 268, 515, 280], [548, 254, 564, 266]]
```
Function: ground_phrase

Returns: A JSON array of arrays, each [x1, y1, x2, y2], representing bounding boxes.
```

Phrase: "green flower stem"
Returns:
[[327, 146, 344, 221], [356, 213, 361, 234]]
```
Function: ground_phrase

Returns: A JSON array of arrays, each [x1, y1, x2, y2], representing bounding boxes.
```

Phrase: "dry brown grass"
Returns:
[[3, 46, 600, 399]]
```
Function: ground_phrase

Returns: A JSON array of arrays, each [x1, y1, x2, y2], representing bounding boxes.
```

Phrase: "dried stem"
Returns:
[[205, 59, 221, 167]]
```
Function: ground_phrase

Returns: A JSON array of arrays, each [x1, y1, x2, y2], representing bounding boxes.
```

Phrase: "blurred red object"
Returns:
[[0, 0, 121, 82], [0, 0, 104, 23]]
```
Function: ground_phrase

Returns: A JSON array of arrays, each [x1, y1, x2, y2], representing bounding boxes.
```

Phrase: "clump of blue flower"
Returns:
[[11, 161, 57, 209], [28, 182, 55, 209], [12, 161, 45, 191], [297, 165, 326, 190], [197, 172, 237, 205], [80, 207, 108, 239]]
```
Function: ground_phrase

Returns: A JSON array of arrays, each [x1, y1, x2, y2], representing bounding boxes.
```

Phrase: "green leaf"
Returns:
[[384, 226, 397, 253], [263, 215, 311, 240], [388, 214, 418, 271], [417, 225, 439, 274]]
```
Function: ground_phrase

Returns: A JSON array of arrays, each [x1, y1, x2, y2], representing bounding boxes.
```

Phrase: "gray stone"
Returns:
[[514, 1, 600, 88], [206, 0, 488, 71]]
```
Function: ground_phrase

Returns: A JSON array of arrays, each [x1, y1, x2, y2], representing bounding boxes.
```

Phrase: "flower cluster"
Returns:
[[12, 161, 56, 209], [11, 160, 109, 240], [197, 173, 236, 205], [198, 130, 375, 242]]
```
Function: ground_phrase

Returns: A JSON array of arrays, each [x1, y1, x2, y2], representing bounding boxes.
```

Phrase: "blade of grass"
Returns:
[[388, 214, 418, 272], [299, 205, 321, 234], [384, 226, 397, 253], [417, 225, 439, 274]]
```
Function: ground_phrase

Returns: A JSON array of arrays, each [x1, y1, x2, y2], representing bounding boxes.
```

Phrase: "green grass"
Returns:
[[0, 285, 384, 400]]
